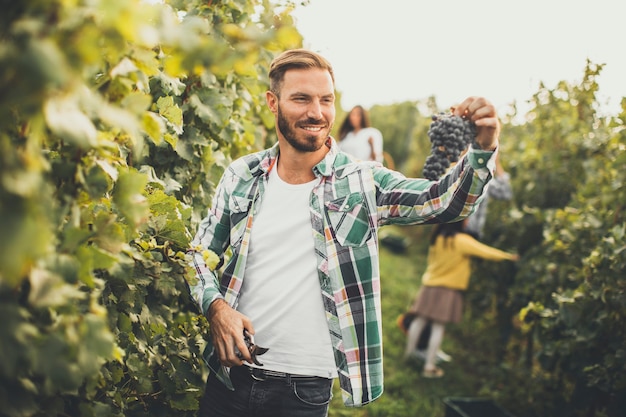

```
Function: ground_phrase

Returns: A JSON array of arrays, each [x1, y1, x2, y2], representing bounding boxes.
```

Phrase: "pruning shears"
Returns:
[[237, 329, 269, 366]]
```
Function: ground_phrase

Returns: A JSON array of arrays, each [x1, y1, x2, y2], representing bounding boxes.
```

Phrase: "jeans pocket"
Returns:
[[292, 378, 333, 406]]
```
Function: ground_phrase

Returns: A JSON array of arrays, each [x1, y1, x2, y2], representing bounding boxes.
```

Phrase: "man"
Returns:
[[189, 48, 500, 416]]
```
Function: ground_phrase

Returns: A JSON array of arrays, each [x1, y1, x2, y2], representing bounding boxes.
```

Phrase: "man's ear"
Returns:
[[266, 91, 278, 114]]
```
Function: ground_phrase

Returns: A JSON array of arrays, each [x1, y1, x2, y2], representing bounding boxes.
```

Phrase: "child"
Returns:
[[402, 218, 519, 378]]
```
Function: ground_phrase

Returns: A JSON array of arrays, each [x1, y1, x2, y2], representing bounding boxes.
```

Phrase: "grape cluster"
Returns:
[[422, 112, 478, 181]]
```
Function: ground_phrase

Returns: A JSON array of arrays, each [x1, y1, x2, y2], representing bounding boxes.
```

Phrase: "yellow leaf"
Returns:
[[163, 54, 187, 78], [222, 24, 246, 40], [233, 52, 259, 77], [275, 26, 303, 48], [113, 346, 126, 363], [201, 249, 220, 271], [143, 112, 163, 144], [164, 133, 178, 149], [132, 47, 161, 77]]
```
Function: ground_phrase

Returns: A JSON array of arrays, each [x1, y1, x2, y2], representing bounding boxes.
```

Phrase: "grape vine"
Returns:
[[422, 112, 478, 181]]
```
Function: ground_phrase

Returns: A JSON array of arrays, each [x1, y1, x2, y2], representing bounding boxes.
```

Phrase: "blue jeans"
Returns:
[[199, 365, 334, 417]]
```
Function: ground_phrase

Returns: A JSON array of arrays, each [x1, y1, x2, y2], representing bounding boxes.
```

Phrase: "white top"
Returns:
[[338, 127, 384, 162], [238, 159, 338, 378]]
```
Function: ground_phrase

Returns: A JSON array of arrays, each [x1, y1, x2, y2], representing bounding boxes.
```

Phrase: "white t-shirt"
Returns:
[[237, 160, 338, 378], [338, 127, 384, 162]]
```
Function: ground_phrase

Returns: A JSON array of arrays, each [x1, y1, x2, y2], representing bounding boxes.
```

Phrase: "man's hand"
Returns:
[[453, 97, 500, 151], [207, 299, 255, 367]]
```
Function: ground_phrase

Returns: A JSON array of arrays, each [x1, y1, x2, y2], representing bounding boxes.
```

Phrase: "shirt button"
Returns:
[[478, 158, 484, 164]]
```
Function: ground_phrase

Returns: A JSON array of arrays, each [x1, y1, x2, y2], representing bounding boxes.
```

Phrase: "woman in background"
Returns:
[[337, 105, 384, 163]]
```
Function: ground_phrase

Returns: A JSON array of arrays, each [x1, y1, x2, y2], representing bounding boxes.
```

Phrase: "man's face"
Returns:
[[267, 68, 335, 153]]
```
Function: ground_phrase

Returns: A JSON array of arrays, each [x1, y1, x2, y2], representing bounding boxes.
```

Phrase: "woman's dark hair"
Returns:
[[338, 105, 371, 140], [429, 221, 465, 246]]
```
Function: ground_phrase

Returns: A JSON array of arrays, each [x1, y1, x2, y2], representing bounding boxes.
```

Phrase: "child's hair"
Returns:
[[429, 221, 465, 246]]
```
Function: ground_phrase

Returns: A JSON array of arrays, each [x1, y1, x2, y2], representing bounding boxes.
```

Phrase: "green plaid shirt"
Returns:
[[189, 138, 495, 406]]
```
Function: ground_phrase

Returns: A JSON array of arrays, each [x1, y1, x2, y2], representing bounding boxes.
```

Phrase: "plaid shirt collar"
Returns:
[[256, 137, 360, 180]]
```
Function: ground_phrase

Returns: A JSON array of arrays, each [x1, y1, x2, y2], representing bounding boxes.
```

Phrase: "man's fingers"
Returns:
[[453, 97, 495, 121], [215, 334, 247, 367], [234, 336, 252, 364], [452, 97, 475, 117], [208, 304, 254, 366], [450, 96, 500, 150]]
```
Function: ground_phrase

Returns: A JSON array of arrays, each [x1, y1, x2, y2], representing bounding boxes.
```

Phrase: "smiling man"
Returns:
[[188, 48, 501, 417]]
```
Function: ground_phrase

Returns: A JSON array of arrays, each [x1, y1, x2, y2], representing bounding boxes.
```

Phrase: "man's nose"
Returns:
[[306, 100, 323, 119]]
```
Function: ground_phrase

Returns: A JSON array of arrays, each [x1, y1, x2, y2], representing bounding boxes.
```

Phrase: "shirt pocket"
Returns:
[[229, 194, 253, 248], [325, 192, 372, 247]]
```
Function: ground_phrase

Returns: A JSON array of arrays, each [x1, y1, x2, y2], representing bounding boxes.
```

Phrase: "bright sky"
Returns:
[[291, 0, 625, 120]]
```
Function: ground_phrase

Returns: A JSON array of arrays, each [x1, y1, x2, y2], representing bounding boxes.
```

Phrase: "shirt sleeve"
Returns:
[[457, 233, 517, 261], [374, 148, 497, 225], [466, 146, 497, 180], [187, 170, 233, 316]]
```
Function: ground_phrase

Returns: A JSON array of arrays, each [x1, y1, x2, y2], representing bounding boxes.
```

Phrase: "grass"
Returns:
[[328, 225, 494, 417]]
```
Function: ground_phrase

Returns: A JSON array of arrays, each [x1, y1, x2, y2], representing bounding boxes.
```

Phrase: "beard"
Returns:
[[276, 105, 329, 153]]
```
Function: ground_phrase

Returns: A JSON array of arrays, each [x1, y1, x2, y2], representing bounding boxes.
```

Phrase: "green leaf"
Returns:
[[169, 392, 199, 411], [154, 274, 178, 297], [118, 313, 133, 333], [154, 72, 187, 96], [112, 169, 149, 229], [157, 96, 183, 133], [0, 201, 53, 286], [85, 164, 112, 198], [81, 314, 116, 363], [188, 94, 221, 125], [147, 189, 192, 248]]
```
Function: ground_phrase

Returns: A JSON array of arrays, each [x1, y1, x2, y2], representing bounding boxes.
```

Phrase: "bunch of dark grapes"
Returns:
[[422, 112, 478, 181]]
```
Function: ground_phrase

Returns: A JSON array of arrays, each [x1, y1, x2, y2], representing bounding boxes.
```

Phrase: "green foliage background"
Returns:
[[1, 0, 625, 416], [0, 0, 301, 415], [364, 63, 626, 417]]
